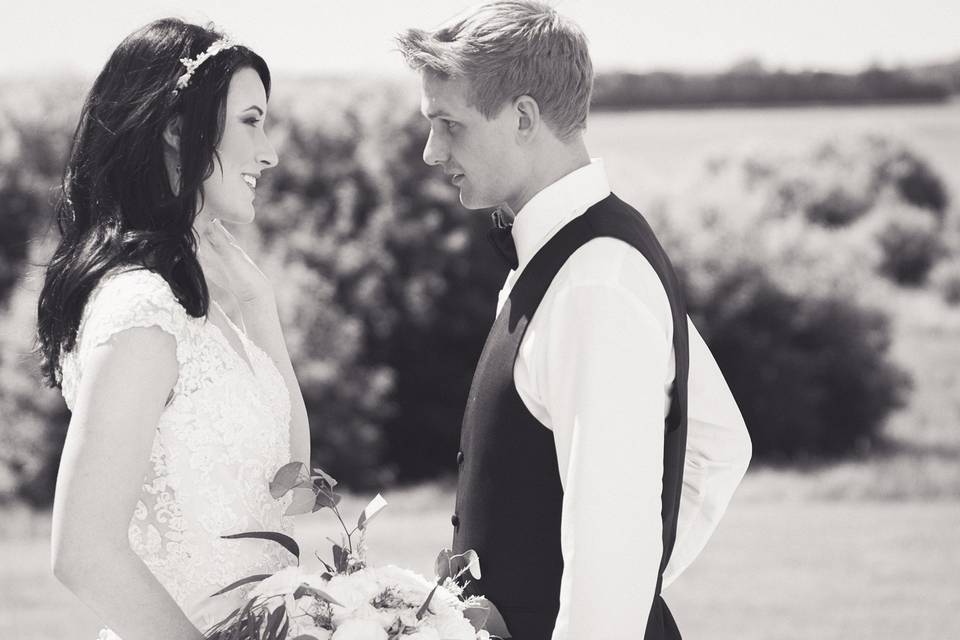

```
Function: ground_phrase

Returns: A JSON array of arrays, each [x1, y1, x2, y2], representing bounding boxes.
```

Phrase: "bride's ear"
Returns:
[[163, 116, 184, 193], [162, 116, 183, 155]]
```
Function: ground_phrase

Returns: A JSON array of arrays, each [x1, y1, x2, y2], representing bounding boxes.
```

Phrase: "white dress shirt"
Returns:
[[495, 159, 753, 639]]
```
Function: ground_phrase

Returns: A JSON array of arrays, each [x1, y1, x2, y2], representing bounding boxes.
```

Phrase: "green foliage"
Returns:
[[873, 203, 945, 285], [931, 257, 960, 305], [0, 270, 70, 506], [697, 136, 951, 286], [655, 140, 922, 459], [1, 77, 956, 503]]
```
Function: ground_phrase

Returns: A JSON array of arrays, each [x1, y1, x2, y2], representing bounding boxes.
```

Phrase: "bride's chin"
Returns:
[[204, 209, 256, 226]]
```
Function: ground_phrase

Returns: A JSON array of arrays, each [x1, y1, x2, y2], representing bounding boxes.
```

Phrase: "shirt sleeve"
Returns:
[[661, 317, 752, 589], [538, 278, 672, 639]]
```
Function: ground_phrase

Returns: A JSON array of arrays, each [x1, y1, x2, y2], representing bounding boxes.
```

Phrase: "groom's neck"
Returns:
[[509, 135, 591, 214]]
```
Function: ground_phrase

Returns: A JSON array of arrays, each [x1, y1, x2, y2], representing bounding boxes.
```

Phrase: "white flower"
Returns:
[[332, 602, 384, 628], [331, 618, 387, 640], [293, 625, 333, 640], [404, 628, 441, 640], [476, 631, 491, 640], [374, 565, 434, 602], [424, 611, 476, 640], [398, 609, 420, 628], [326, 569, 381, 610]]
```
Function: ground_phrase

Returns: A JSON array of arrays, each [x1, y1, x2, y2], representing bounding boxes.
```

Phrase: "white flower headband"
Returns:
[[172, 37, 237, 95]]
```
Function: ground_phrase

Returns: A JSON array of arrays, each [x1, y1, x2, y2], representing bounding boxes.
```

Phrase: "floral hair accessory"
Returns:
[[172, 37, 237, 95]]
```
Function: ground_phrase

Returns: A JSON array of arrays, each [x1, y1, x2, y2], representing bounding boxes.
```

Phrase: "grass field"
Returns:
[[587, 100, 960, 207], [2, 487, 958, 640]]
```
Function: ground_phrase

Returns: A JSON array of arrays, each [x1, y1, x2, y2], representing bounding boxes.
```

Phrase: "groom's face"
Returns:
[[419, 73, 525, 210]]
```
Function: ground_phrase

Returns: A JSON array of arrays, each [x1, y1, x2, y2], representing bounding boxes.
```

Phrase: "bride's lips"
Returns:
[[242, 173, 258, 195]]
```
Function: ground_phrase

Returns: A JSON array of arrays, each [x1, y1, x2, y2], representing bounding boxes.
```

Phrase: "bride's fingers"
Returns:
[[213, 219, 236, 240]]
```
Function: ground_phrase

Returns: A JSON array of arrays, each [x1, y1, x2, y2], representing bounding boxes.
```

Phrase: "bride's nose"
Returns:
[[256, 129, 279, 169]]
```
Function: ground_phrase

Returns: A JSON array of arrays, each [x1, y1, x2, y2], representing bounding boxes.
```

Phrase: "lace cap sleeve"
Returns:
[[65, 269, 190, 403]]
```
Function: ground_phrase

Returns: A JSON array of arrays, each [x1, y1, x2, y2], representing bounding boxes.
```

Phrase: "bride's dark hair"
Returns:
[[37, 18, 271, 388]]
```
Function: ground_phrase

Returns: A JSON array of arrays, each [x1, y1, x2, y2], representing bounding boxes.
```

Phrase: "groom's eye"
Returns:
[[443, 119, 458, 131]]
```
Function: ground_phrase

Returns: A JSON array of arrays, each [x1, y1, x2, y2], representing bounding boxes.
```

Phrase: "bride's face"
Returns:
[[200, 67, 278, 225]]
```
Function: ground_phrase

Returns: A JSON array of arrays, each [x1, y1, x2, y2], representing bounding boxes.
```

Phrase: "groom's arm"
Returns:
[[539, 277, 672, 639], [662, 317, 752, 588]]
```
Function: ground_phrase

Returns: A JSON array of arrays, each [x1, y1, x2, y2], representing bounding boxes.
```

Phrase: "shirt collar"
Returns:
[[511, 158, 611, 269]]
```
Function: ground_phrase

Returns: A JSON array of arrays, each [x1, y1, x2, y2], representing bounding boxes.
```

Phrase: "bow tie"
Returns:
[[487, 206, 518, 269]]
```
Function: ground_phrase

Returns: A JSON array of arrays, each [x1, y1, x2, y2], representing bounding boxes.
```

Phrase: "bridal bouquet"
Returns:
[[205, 463, 508, 640]]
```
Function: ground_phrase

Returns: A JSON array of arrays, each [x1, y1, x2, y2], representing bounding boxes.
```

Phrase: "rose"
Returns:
[[293, 625, 333, 640], [375, 565, 434, 603], [425, 610, 477, 640], [326, 569, 381, 610], [331, 618, 387, 640]]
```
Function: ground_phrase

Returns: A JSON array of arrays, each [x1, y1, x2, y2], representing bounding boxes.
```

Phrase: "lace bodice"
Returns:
[[59, 268, 296, 633]]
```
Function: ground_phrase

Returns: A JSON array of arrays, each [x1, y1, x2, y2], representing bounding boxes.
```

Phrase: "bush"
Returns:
[[696, 136, 952, 288], [0, 263, 70, 506], [658, 166, 913, 459], [931, 257, 960, 305], [873, 202, 945, 285]]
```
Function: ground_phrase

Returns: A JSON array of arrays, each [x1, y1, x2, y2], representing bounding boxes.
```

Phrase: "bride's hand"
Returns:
[[197, 218, 273, 304]]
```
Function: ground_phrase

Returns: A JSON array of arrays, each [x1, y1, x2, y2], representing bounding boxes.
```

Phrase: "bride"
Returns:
[[35, 19, 310, 639]]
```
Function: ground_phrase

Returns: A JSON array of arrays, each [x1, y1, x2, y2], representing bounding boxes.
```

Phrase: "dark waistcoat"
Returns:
[[451, 194, 689, 640]]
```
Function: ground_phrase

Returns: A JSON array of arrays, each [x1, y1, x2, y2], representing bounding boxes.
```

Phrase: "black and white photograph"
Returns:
[[1, 1, 958, 639]]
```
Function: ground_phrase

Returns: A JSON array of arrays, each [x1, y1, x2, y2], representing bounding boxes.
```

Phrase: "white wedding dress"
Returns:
[[59, 267, 297, 638]]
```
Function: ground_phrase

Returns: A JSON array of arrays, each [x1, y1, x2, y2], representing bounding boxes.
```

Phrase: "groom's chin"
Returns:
[[458, 190, 493, 211]]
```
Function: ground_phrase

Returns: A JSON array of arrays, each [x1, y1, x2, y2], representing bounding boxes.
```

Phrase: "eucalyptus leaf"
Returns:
[[332, 544, 349, 573], [284, 487, 318, 516], [450, 549, 481, 580], [221, 531, 300, 562], [463, 604, 490, 632], [311, 467, 338, 489], [475, 597, 512, 638], [416, 583, 439, 620], [293, 583, 344, 606], [357, 493, 388, 530], [208, 573, 271, 598], [275, 618, 289, 640], [264, 603, 286, 640], [270, 462, 307, 499], [313, 489, 342, 511], [461, 549, 482, 580], [434, 548, 453, 581], [314, 551, 335, 574]]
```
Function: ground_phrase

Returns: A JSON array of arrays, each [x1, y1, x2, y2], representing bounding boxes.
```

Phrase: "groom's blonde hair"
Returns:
[[396, 0, 593, 140]]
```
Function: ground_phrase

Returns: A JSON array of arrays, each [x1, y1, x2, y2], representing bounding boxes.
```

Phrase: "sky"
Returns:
[[2, 0, 958, 79]]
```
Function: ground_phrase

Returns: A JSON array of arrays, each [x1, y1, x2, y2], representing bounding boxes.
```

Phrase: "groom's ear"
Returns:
[[162, 116, 183, 153], [514, 95, 541, 143]]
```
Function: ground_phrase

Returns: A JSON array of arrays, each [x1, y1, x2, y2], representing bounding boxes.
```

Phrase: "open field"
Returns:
[[588, 99, 960, 206], [2, 487, 958, 640]]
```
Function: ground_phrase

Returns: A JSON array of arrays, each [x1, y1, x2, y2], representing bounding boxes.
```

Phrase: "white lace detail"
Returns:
[[58, 268, 295, 636]]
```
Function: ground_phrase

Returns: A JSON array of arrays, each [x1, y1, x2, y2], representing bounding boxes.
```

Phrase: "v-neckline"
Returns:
[[208, 300, 257, 379]]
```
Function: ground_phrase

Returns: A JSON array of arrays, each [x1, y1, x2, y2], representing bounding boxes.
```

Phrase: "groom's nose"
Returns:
[[422, 129, 447, 167]]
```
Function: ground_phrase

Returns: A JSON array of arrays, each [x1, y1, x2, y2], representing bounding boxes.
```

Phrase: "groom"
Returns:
[[398, 3, 752, 639]]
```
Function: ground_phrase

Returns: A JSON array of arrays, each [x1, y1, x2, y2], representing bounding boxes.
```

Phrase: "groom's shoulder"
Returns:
[[561, 233, 665, 297]]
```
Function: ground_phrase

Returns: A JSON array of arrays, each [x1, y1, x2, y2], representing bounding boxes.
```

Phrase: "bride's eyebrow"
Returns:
[[240, 106, 265, 116]]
